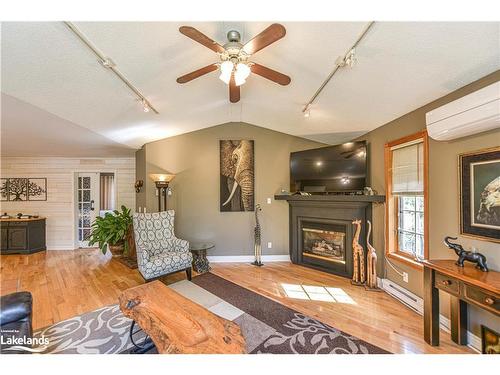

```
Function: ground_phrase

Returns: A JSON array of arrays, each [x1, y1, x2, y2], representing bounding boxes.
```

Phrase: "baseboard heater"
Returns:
[[380, 278, 423, 314]]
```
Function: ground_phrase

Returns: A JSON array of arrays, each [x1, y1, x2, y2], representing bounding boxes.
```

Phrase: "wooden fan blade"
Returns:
[[176, 63, 219, 84], [179, 26, 225, 54], [251, 63, 291, 86], [229, 76, 240, 103], [242, 24, 286, 55]]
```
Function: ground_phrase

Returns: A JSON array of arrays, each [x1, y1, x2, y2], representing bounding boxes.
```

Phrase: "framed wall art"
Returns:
[[459, 147, 500, 243], [0, 178, 8, 201], [8, 178, 28, 201], [220, 140, 255, 212], [0, 177, 48, 202], [481, 325, 499, 354], [28, 178, 47, 201]]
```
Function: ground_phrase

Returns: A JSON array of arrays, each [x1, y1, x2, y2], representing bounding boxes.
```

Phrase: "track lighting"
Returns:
[[301, 22, 374, 115], [303, 104, 311, 118], [219, 61, 234, 84], [344, 48, 357, 68], [99, 58, 116, 69], [142, 99, 150, 113], [64, 22, 159, 114]]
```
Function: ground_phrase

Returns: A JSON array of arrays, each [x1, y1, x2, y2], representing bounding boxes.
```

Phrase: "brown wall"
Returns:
[[358, 70, 500, 337], [136, 122, 323, 256]]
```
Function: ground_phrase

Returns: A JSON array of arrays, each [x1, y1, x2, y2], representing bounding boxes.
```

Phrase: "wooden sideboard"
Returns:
[[0, 217, 47, 254], [422, 259, 499, 346]]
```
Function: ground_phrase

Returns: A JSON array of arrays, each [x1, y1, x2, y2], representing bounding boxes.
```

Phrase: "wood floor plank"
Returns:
[[0, 249, 473, 354]]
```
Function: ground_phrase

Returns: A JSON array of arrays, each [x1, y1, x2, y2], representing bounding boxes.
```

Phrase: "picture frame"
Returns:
[[481, 325, 499, 354], [28, 178, 47, 201], [459, 147, 500, 243], [219, 140, 255, 212], [7, 178, 28, 201], [0, 178, 8, 201]]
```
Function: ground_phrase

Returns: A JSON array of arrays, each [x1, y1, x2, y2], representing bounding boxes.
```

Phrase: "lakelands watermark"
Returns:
[[1, 329, 49, 353]]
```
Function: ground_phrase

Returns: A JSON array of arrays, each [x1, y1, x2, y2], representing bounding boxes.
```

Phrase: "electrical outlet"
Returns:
[[267, 242, 272, 249], [267, 197, 272, 204], [403, 272, 409, 283]]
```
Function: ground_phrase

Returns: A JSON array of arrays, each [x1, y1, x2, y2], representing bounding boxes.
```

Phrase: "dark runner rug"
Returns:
[[34, 273, 388, 354], [192, 273, 388, 354]]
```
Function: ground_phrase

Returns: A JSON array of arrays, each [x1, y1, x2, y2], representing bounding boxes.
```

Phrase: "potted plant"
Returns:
[[88, 205, 133, 257]]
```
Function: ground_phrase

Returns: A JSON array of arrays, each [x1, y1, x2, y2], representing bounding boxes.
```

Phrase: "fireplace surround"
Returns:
[[275, 194, 385, 278]]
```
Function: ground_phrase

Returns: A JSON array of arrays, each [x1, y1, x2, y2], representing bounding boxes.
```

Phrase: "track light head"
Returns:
[[142, 99, 150, 113]]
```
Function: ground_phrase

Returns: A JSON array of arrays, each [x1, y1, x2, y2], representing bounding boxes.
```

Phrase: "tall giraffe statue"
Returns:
[[351, 219, 365, 285], [252, 204, 263, 266], [365, 220, 379, 290]]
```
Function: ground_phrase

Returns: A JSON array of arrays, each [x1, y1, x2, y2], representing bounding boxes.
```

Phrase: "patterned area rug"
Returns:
[[34, 273, 388, 354]]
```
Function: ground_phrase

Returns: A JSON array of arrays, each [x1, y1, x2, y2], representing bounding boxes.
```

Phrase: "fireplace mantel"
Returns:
[[276, 193, 384, 278], [274, 194, 385, 204]]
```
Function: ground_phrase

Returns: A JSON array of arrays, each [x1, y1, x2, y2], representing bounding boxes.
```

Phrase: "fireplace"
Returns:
[[302, 223, 346, 264], [276, 194, 384, 278]]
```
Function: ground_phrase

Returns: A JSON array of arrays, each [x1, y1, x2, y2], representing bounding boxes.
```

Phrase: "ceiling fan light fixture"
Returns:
[[219, 60, 234, 84], [234, 63, 251, 86]]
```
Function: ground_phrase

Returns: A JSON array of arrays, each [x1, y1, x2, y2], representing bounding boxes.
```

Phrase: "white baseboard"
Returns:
[[46, 246, 76, 251], [207, 255, 290, 263], [379, 277, 481, 353]]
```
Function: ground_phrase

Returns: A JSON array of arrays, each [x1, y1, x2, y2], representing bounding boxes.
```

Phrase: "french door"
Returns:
[[77, 173, 100, 248]]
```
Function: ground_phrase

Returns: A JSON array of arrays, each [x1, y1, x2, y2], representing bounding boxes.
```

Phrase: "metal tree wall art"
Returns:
[[0, 178, 47, 201]]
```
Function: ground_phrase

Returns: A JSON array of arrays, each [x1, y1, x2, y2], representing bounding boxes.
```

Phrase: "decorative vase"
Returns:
[[108, 243, 124, 257]]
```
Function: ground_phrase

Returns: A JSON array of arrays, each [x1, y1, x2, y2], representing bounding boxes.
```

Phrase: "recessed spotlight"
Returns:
[[316, 161, 323, 166], [341, 176, 350, 184]]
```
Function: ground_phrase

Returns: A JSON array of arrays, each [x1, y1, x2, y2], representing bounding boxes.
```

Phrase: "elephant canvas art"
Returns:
[[220, 140, 255, 212]]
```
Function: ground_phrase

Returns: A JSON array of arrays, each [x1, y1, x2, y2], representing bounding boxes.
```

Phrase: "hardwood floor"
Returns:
[[0, 249, 473, 354]]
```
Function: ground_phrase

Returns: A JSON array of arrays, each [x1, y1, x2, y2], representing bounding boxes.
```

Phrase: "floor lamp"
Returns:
[[149, 174, 175, 212]]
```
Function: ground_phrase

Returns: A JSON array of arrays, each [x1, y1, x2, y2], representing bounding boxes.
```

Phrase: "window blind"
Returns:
[[391, 140, 424, 195]]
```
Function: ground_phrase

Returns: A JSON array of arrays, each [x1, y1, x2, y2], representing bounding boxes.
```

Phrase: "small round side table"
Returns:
[[189, 242, 215, 273]]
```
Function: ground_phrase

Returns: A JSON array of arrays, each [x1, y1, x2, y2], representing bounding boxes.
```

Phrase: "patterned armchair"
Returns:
[[133, 211, 193, 281]]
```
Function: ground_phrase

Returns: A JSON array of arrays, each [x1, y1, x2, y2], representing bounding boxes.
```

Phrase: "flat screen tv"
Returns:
[[290, 141, 367, 193]]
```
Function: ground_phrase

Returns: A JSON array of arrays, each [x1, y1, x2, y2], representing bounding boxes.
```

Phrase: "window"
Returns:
[[385, 131, 428, 268], [398, 196, 424, 258], [99, 173, 115, 216]]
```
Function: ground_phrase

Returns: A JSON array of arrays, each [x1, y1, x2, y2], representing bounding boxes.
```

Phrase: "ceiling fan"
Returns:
[[176, 24, 291, 103]]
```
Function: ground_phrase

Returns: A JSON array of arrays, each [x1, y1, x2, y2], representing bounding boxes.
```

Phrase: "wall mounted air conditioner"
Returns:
[[426, 81, 500, 141]]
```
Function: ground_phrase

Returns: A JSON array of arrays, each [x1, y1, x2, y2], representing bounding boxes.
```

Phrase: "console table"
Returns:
[[0, 217, 46, 254], [422, 259, 499, 346]]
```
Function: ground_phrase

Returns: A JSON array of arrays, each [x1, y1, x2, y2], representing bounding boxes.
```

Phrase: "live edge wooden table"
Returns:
[[119, 280, 246, 354], [422, 260, 500, 346]]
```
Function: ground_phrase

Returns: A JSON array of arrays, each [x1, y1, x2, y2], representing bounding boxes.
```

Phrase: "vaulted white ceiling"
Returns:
[[1, 21, 499, 156]]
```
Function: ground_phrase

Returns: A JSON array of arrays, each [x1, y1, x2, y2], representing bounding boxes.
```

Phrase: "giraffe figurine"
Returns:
[[251, 204, 263, 267], [351, 219, 366, 285], [365, 220, 381, 291]]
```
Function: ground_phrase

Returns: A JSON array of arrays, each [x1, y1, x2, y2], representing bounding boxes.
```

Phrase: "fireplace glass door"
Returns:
[[302, 223, 346, 264]]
